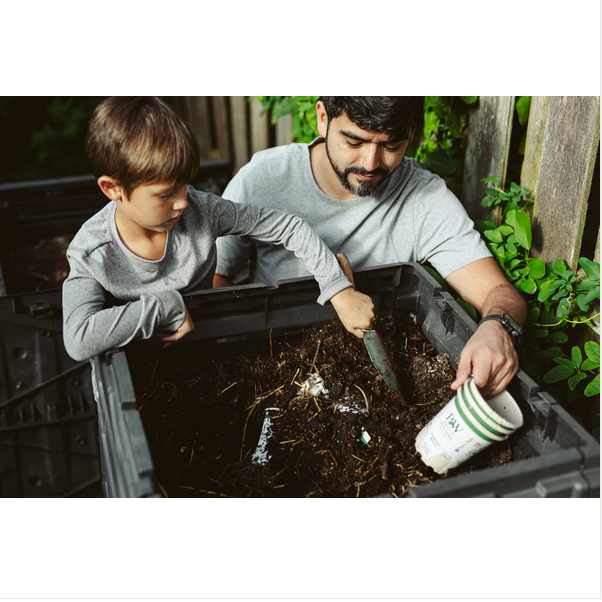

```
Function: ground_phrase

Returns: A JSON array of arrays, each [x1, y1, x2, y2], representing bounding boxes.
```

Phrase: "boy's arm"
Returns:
[[62, 263, 186, 361]]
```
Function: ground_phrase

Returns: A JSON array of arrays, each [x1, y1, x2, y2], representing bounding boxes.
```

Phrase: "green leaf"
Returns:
[[537, 280, 556, 302], [584, 374, 600, 397], [497, 225, 514, 236], [568, 372, 588, 391], [533, 346, 562, 360], [571, 346, 583, 368], [553, 357, 575, 368], [519, 278, 537, 294], [518, 133, 526, 155], [543, 365, 576, 383], [484, 229, 504, 243], [576, 279, 598, 292], [532, 328, 549, 338], [578, 257, 600, 281], [506, 242, 518, 255], [513, 210, 532, 250], [510, 182, 521, 194], [584, 286, 600, 303], [515, 96, 532, 126], [503, 200, 519, 216], [584, 341, 600, 364], [551, 259, 567, 276], [582, 359, 600, 371], [461, 96, 478, 104], [576, 294, 590, 312], [527, 257, 546, 280], [505, 209, 517, 228], [550, 331, 569, 344], [474, 220, 496, 233], [508, 259, 522, 270]]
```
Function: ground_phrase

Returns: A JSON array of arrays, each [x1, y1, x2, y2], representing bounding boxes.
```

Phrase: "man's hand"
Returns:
[[160, 305, 194, 348], [213, 273, 234, 288], [330, 287, 374, 338], [451, 320, 518, 399]]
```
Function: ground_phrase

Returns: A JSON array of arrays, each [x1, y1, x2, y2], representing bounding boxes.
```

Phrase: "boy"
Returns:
[[62, 97, 374, 362]]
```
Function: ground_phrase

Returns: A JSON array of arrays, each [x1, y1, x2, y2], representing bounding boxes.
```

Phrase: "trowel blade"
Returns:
[[362, 329, 399, 393]]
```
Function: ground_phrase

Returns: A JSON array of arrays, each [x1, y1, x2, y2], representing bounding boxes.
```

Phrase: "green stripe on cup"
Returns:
[[459, 386, 507, 438], [465, 380, 514, 432], [454, 395, 498, 443]]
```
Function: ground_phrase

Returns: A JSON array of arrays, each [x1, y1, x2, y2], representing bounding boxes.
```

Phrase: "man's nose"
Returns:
[[360, 145, 381, 172]]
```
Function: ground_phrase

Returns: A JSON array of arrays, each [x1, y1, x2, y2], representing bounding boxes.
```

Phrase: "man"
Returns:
[[215, 96, 526, 398]]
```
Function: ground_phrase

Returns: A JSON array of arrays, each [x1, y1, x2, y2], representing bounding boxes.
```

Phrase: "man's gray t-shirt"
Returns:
[[62, 186, 351, 361], [216, 139, 491, 284]]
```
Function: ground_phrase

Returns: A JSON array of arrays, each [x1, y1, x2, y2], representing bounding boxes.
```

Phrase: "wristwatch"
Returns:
[[478, 313, 522, 346]]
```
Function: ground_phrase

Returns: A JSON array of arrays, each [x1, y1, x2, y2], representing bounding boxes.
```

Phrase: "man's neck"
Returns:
[[309, 140, 359, 201]]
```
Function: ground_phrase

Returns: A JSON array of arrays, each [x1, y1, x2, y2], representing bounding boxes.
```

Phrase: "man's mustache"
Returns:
[[345, 167, 388, 177]]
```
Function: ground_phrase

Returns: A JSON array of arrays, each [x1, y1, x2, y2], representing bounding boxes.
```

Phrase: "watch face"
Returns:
[[502, 313, 522, 335]]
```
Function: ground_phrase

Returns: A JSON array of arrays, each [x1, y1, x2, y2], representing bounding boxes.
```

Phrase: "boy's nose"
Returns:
[[173, 196, 188, 211]]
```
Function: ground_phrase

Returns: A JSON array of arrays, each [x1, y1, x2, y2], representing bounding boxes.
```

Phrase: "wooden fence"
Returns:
[[172, 96, 293, 173], [177, 95, 600, 336]]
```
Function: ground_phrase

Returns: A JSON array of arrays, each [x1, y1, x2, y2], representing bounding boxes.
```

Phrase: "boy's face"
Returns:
[[119, 182, 189, 233], [316, 102, 411, 197]]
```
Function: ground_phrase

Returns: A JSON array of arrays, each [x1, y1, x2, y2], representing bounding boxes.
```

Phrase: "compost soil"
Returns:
[[130, 315, 513, 498]]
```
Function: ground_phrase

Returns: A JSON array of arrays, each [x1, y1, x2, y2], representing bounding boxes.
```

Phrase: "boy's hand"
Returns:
[[160, 305, 194, 347], [330, 287, 374, 338]]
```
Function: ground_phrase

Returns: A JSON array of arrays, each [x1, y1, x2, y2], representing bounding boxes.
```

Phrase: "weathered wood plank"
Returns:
[[211, 96, 231, 161], [250, 97, 270, 155], [182, 97, 211, 161], [461, 96, 515, 222], [522, 96, 600, 270], [230, 96, 249, 173], [275, 113, 293, 146]]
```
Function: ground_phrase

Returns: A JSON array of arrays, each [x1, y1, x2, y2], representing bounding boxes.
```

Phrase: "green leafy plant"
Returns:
[[256, 96, 320, 143], [414, 96, 478, 177], [477, 176, 600, 420]]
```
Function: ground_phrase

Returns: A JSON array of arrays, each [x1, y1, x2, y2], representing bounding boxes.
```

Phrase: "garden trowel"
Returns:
[[336, 253, 399, 393]]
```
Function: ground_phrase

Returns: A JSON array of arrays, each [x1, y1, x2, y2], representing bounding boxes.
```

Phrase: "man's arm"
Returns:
[[445, 257, 527, 398]]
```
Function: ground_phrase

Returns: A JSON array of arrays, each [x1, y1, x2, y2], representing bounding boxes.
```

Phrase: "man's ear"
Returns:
[[316, 100, 329, 139], [97, 176, 124, 202]]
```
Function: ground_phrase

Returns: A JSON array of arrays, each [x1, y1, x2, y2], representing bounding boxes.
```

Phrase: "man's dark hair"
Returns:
[[321, 96, 424, 143]]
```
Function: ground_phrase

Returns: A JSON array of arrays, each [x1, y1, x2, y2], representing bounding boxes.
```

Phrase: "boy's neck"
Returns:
[[114, 207, 167, 261]]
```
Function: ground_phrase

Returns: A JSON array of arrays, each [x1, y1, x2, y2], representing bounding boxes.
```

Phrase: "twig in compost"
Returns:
[[290, 367, 300, 385], [309, 339, 321, 374], [157, 481, 169, 497], [354, 384, 370, 414], [219, 382, 238, 395], [150, 358, 160, 384], [269, 328, 273, 357]]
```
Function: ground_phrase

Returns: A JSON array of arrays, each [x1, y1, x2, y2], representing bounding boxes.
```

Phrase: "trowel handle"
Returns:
[[336, 253, 356, 289]]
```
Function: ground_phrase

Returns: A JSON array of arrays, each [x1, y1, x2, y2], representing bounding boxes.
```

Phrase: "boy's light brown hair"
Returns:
[[86, 97, 200, 196]]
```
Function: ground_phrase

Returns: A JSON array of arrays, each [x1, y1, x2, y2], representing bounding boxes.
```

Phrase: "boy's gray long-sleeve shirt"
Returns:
[[62, 187, 351, 361]]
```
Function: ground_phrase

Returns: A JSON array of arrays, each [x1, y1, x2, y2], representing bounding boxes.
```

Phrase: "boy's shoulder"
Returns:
[[68, 202, 115, 259]]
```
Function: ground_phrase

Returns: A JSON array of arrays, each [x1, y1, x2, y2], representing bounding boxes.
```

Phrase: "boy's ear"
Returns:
[[97, 176, 125, 202]]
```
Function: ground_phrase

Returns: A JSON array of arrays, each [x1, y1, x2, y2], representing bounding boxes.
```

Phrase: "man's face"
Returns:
[[322, 110, 411, 197], [120, 182, 188, 233]]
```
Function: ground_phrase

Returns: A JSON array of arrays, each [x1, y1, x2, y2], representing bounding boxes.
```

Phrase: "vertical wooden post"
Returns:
[[461, 96, 515, 222], [275, 113, 294, 146], [521, 96, 600, 270], [250, 97, 270, 155], [211, 96, 231, 161], [230, 96, 249, 173], [181, 97, 212, 161]]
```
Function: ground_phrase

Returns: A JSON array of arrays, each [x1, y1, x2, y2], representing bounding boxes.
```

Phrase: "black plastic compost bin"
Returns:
[[91, 263, 600, 498], [0, 161, 232, 496]]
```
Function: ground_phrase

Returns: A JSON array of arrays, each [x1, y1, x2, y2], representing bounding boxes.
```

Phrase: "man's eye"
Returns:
[[346, 140, 362, 148], [384, 144, 401, 152]]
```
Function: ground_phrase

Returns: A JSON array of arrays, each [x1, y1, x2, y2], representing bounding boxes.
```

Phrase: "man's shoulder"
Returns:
[[241, 143, 308, 177], [395, 157, 455, 203]]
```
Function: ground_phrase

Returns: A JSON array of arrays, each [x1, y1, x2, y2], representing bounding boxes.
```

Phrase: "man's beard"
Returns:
[[325, 137, 397, 197]]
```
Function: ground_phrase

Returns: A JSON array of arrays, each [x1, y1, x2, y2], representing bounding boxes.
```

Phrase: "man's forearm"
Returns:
[[480, 283, 527, 325]]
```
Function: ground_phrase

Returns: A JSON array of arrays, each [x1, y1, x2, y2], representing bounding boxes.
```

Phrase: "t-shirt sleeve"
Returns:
[[215, 170, 255, 277], [412, 176, 491, 279], [62, 247, 186, 361]]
